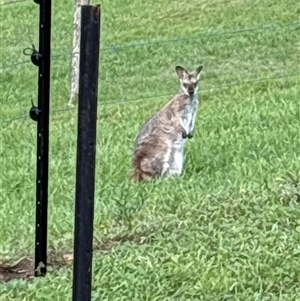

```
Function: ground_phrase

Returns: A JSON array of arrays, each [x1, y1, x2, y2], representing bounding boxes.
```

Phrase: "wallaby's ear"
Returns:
[[196, 66, 203, 73], [196, 66, 203, 80], [175, 66, 188, 79]]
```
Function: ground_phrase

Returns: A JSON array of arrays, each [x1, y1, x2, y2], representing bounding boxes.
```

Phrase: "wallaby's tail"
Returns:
[[130, 169, 143, 181], [130, 150, 155, 181], [130, 169, 153, 181], [130, 166, 154, 181]]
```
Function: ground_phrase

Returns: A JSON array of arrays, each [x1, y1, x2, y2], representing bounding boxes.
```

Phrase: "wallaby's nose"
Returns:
[[188, 86, 194, 96]]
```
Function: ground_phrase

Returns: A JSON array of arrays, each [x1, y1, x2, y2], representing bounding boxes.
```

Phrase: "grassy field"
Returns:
[[1, 0, 300, 300]]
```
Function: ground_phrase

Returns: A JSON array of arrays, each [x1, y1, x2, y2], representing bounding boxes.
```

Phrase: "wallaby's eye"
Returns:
[[183, 83, 188, 88]]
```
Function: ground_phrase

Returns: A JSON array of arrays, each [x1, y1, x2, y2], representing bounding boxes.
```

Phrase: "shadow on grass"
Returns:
[[0, 230, 154, 283]]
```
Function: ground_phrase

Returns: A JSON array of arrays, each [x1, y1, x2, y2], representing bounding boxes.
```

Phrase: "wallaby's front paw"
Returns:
[[187, 133, 194, 139], [182, 132, 188, 139]]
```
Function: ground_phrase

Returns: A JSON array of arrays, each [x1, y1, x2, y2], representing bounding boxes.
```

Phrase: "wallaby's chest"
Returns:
[[181, 98, 198, 127]]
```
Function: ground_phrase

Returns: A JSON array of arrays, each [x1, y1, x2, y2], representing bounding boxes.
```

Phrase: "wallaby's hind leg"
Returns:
[[140, 157, 169, 179]]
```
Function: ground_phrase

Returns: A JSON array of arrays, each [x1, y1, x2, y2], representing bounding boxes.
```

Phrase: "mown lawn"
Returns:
[[0, 0, 300, 300]]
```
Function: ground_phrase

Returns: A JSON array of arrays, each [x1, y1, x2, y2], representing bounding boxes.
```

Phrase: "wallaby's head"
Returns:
[[175, 65, 203, 97]]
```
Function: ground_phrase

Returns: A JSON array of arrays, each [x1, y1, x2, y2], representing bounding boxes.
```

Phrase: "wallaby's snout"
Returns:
[[188, 85, 194, 96]]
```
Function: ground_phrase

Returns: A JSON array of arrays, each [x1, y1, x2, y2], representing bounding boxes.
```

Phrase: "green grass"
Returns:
[[1, 0, 300, 300]]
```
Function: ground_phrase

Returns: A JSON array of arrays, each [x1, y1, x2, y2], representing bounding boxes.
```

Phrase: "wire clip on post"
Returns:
[[29, 100, 42, 121], [23, 44, 43, 67]]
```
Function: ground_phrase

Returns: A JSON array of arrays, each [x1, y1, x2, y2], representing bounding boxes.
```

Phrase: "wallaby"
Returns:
[[131, 65, 203, 181]]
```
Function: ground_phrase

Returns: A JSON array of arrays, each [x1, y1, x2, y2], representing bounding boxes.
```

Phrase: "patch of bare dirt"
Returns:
[[0, 230, 155, 282], [0, 254, 65, 283], [0, 258, 34, 282]]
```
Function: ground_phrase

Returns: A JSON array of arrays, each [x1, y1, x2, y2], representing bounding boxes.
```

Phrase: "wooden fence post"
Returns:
[[68, 0, 90, 107]]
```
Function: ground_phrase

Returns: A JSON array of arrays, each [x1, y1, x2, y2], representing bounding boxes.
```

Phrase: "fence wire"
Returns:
[[1, 12, 299, 124], [1, 20, 299, 70], [2, 72, 299, 124], [0, 0, 30, 6]]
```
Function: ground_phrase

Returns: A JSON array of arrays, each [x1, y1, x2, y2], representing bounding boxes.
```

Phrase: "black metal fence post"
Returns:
[[28, 0, 52, 277], [72, 5, 101, 301]]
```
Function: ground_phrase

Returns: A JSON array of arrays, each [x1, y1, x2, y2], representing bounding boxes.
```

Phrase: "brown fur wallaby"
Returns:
[[131, 65, 203, 181]]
